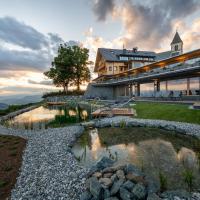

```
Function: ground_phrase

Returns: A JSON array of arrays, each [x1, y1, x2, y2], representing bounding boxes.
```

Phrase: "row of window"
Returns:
[[119, 56, 154, 61], [108, 66, 124, 71]]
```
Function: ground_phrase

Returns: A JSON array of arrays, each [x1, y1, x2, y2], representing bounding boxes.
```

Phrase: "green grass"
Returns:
[[134, 102, 200, 125]]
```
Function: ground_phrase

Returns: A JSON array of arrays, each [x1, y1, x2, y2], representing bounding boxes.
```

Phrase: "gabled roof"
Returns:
[[171, 32, 183, 45], [98, 48, 156, 62], [156, 51, 172, 61]]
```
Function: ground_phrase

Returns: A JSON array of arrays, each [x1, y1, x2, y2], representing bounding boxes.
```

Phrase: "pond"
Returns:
[[72, 127, 200, 190], [4, 104, 91, 130]]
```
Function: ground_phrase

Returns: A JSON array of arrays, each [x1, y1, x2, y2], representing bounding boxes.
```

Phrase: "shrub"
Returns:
[[159, 171, 168, 192], [182, 169, 194, 191], [42, 90, 85, 98]]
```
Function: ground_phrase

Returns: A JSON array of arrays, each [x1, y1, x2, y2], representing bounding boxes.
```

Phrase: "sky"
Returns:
[[0, 0, 200, 97]]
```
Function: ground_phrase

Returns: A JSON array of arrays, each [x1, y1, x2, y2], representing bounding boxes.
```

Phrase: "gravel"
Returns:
[[0, 125, 89, 200]]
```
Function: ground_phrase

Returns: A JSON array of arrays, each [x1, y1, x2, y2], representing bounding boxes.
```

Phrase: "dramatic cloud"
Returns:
[[0, 47, 50, 72], [93, 0, 115, 21], [0, 17, 48, 50], [0, 17, 75, 73], [92, 0, 200, 50]]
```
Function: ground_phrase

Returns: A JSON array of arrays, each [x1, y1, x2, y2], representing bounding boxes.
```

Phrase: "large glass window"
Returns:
[[168, 79, 187, 91], [140, 83, 154, 96]]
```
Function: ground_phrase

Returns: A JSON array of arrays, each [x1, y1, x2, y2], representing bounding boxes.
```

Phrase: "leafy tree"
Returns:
[[71, 45, 91, 91], [44, 44, 91, 93]]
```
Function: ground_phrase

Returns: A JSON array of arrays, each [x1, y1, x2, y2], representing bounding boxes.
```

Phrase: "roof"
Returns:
[[156, 51, 171, 61], [171, 32, 183, 45], [98, 48, 156, 62]]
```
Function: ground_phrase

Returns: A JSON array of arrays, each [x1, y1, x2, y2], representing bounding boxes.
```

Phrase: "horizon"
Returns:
[[1, 0, 200, 98]]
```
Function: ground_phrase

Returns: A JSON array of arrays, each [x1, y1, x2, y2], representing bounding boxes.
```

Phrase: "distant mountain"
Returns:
[[0, 103, 8, 110], [0, 95, 43, 105]]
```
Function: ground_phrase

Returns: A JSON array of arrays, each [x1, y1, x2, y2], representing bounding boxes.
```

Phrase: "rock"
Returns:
[[111, 174, 118, 182], [104, 197, 119, 200], [120, 187, 132, 200], [80, 190, 93, 200], [93, 172, 102, 178], [147, 193, 161, 200], [102, 167, 116, 173], [125, 164, 144, 176], [99, 178, 112, 188], [122, 180, 135, 191], [103, 188, 110, 199], [96, 157, 115, 171], [160, 189, 191, 199], [132, 183, 146, 199], [116, 170, 125, 180], [110, 179, 124, 196], [126, 173, 146, 185], [145, 176, 160, 194], [103, 173, 113, 178], [89, 177, 103, 198]]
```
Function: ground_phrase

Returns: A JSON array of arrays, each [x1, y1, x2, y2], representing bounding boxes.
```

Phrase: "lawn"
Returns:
[[134, 102, 200, 125], [0, 135, 26, 199]]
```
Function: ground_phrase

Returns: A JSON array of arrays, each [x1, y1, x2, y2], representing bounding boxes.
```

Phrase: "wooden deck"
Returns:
[[91, 108, 134, 117]]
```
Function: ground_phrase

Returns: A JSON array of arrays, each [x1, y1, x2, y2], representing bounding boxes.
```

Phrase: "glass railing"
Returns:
[[94, 62, 200, 84]]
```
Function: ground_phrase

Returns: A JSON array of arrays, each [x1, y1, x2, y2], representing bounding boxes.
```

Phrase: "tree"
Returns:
[[44, 44, 91, 93], [71, 46, 91, 91]]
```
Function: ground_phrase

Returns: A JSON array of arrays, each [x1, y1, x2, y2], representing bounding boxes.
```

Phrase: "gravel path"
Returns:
[[0, 125, 89, 200], [0, 115, 200, 199]]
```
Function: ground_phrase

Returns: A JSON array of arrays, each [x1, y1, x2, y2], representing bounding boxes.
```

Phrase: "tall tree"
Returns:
[[44, 44, 91, 93], [71, 46, 91, 91], [44, 44, 74, 93]]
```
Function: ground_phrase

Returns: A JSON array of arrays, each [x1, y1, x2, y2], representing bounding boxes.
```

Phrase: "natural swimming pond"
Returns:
[[72, 127, 200, 190], [4, 104, 91, 130]]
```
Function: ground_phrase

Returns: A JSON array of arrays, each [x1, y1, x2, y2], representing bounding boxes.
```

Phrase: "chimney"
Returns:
[[133, 47, 138, 53]]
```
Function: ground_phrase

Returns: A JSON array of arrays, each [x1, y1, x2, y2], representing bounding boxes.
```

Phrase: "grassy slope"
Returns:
[[134, 102, 200, 125]]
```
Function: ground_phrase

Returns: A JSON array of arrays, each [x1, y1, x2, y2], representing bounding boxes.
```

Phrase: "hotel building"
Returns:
[[85, 32, 200, 101]]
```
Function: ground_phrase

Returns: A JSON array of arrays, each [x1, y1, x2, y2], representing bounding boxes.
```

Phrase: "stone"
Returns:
[[126, 173, 146, 185], [120, 187, 132, 200], [99, 178, 112, 188], [116, 169, 125, 180], [89, 177, 103, 198], [103, 173, 113, 178], [102, 167, 116, 173], [103, 188, 110, 199], [80, 190, 93, 200], [104, 197, 119, 200], [110, 179, 124, 196], [147, 193, 161, 200], [125, 164, 144, 176], [132, 183, 146, 199], [93, 172, 102, 178], [145, 176, 160, 194], [96, 157, 115, 171], [160, 189, 191, 199], [122, 180, 135, 191], [111, 174, 118, 182]]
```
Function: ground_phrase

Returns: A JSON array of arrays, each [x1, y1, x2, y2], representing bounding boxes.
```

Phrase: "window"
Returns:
[[175, 45, 179, 51], [120, 67, 123, 71], [109, 66, 112, 71], [119, 56, 128, 61], [114, 66, 117, 71]]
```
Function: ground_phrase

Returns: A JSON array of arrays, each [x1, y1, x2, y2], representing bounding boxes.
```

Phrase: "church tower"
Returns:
[[171, 31, 183, 57]]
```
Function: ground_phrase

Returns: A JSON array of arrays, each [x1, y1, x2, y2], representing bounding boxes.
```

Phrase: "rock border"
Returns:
[[81, 116, 200, 139]]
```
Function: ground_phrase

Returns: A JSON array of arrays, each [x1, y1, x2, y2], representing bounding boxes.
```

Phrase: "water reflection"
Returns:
[[72, 128, 200, 190], [5, 105, 90, 130]]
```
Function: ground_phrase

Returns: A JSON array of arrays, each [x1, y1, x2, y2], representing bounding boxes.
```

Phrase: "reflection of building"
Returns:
[[85, 32, 200, 100]]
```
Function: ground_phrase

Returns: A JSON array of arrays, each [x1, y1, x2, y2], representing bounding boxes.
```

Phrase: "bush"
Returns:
[[42, 90, 85, 98]]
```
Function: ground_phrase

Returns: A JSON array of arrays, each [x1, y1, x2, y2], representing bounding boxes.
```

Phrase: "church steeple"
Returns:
[[171, 31, 183, 57]]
